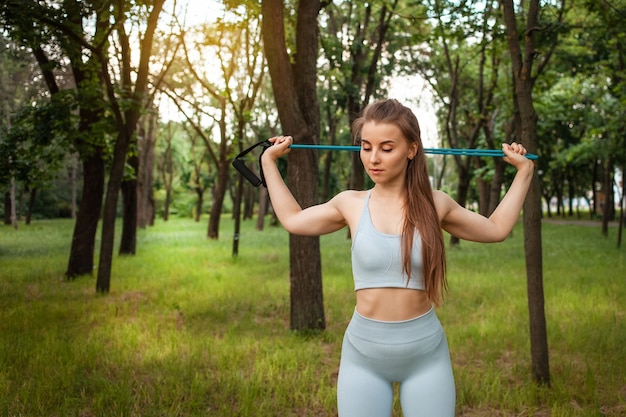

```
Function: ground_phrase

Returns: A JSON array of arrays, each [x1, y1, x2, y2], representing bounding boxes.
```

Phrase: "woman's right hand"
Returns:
[[262, 136, 293, 162]]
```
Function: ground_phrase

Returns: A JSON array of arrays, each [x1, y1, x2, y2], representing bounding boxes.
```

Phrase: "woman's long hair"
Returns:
[[352, 99, 447, 305]]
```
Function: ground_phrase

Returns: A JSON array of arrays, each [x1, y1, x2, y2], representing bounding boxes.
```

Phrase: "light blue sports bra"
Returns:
[[351, 190, 425, 291]]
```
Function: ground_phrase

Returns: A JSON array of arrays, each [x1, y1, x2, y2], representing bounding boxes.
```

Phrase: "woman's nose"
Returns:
[[369, 149, 381, 164]]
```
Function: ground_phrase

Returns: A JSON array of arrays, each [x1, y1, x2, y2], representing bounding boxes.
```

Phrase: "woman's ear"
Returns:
[[408, 142, 418, 160]]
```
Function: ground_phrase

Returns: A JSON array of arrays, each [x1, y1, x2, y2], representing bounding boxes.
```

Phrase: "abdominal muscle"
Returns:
[[355, 287, 432, 321]]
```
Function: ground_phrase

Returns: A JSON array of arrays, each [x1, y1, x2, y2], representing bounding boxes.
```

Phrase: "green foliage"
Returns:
[[0, 92, 76, 189], [0, 218, 624, 416]]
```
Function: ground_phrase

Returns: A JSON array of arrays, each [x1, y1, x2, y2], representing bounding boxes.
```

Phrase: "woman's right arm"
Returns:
[[261, 136, 347, 236]]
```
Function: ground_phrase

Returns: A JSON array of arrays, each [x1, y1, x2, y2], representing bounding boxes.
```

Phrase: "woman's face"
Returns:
[[359, 121, 418, 185]]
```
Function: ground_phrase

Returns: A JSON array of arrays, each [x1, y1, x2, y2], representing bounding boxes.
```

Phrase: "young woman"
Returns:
[[261, 99, 534, 417]]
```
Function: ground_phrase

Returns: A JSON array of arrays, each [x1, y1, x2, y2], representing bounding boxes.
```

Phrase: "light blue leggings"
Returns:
[[337, 308, 455, 417]]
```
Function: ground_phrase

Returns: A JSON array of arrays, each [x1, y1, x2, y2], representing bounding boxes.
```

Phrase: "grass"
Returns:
[[0, 216, 625, 416]]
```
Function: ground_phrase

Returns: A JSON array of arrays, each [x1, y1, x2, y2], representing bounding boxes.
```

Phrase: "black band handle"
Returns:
[[232, 140, 272, 187], [232, 159, 263, 187]]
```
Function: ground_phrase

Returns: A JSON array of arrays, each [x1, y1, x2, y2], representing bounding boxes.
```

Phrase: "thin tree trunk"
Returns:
[[602, 157, 614, 236], [70, 153, 78, 219], [66, 154, 105, 278], [523, 170, 549, 384], [502, 0, 551, 385], [95, 0, 164, 293], [9, 176, 17, 229], [96, 130, 131, 292], [4, 192, 10, 225], [26, 188, 36, 225], [256, 187, 269, 231], [262, 0, 325, 331], [207, 157, 229, 239], [138, 114, 157, 228], [488, 161, 506, 215], [119, 154, 138, 255], [195, 188, 203, 222], [476, 159, 490, 217], [618, 135, 625, 247], [592, 161, 599, 218], [206, 100, 229, 239], [232, 174, 244, 256], [244, 185, 255, 220]]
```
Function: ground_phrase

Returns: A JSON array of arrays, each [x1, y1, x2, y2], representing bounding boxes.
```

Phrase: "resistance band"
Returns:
[[290, 144, 539, 159], [232, 140, 538, 187]]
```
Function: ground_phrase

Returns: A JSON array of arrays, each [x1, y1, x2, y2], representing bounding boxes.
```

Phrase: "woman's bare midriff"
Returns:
[[355, 288, 432, 321]]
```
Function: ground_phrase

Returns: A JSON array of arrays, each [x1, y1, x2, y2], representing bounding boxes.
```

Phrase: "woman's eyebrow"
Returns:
[[360, 139, 396, 145]]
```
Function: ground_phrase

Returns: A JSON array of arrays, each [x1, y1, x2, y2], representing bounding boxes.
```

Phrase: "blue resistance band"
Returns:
[[232, 140, 539, 188], [290, 144, 538, 160]]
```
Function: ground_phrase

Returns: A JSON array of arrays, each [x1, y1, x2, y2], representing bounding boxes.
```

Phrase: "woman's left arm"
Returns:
[[435, 143, 535, 243]]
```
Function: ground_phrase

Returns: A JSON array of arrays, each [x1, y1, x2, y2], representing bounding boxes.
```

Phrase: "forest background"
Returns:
[[0, 0, 625, 413]]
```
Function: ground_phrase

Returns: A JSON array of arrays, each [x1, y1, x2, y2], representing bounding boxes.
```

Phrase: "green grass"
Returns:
[[0, 217, 624, 416]]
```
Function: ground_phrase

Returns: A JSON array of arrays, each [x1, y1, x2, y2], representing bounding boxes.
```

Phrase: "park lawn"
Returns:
[[0, 217, 624, 416]]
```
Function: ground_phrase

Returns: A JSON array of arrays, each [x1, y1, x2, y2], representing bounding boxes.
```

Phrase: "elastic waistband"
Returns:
[[354, 306, 433, 323], [347, 307, 442, 344]]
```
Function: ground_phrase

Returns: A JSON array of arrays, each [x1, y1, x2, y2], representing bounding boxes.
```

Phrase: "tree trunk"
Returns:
[[256, 187, 269, 231], [95, 0, 164, 292], [523, 163, 550, 385], [9, 176, 17, 229], [25, 187, 36, 225], [96, 130, 131, 292], [502, 0, 550, 385], [602, 157, 614, 236], [119, 154, 138, 255], [488, 161, 506, 215], [244, 185, 255, 220], [205, 97, 228, 239], [618, 136, 625, 248], [232, 174, 244, 256], [476, 159, 490, 217], [70, 153, 78, 219], [137, 115, 157, 228], [66, 153, 105, 278], [195, 188, 203, 222], [207, 157, 230, 239], [450, 162, 471, 245], [262, 0, 325, 331], [3, 192, 10, 225]]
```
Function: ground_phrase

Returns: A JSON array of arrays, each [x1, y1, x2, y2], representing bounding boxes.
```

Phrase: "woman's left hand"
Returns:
[[502, 142, 534, 171]]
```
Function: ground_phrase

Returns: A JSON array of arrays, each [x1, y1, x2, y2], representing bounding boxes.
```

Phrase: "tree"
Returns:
[[0, 35, 42, 229], [182, 121, 212, 223], [502, 0, 563, 385], [94, 0, 166, 292], [156, 121, 177, 221], [320, 1, 403, 193], [406, 0, 519, 245], [580, 0, 626, 238], [262, 0, 326, 331], [137, 105, 158, 228], [167, 12, 258, 240], [218, 5, 266, 256], [1, 5, 109, 256], [0, 0, 170, 283], [2, 95, 74, 224]]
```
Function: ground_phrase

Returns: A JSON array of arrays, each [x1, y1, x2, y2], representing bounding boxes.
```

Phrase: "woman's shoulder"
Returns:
[[431, 189, 448, 201], [329, 189, 369, 213], [432, 189, 460, 220], [432, 189, 454, 203], [334, 189, 369, 203], [331, 190, 369, 231]]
